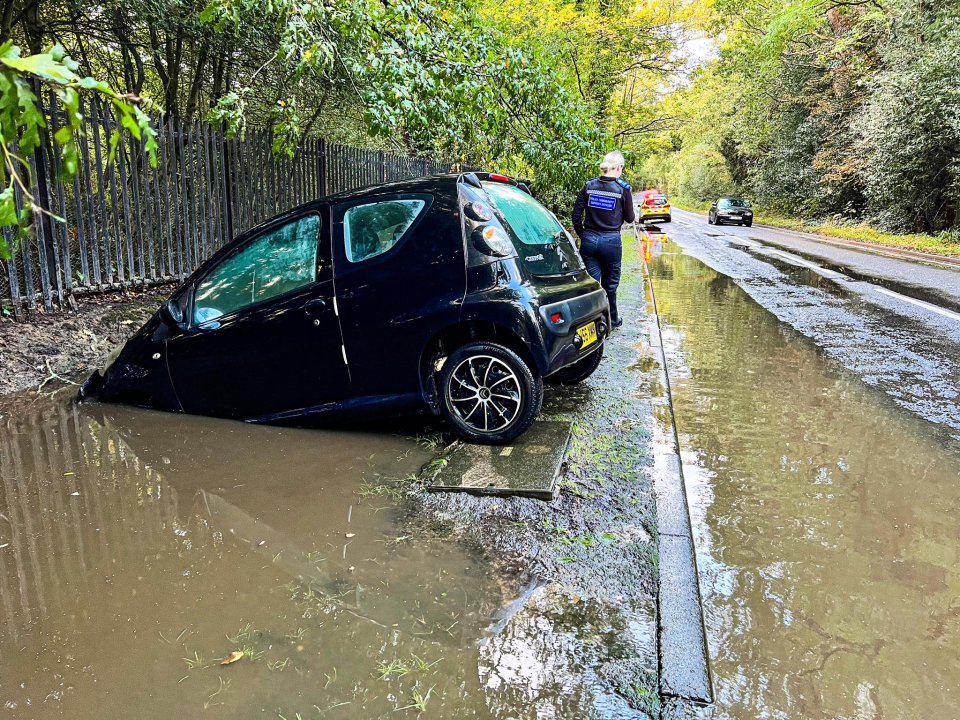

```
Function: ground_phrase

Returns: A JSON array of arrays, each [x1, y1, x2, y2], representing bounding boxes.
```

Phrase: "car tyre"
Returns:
[[546, 343, 604, 385], [745, 220, 753, 227], [707, 214, 714, 225], [439, 341, 543, 444]]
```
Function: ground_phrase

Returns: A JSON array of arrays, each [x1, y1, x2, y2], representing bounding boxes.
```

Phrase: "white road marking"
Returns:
[[767, 249, 846, 279], [728, 237, 762, 249], [683, 208, 960, 324], [874, 287, 960, 323]]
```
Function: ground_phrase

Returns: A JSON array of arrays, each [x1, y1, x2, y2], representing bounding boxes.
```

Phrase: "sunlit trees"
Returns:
[[645, 0, 960, 232]]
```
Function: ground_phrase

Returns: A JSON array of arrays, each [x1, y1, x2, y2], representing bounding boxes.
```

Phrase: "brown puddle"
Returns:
[[0, 398, 520, 718], [649, 242, 960, 718]]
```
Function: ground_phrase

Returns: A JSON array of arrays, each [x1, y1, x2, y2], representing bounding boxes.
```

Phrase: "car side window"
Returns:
[[343, 199, 425, 263], [193, 214, 320, 325]]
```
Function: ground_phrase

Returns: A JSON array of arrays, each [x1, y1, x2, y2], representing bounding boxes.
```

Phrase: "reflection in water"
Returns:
[[0, 398, 602, 718], [650, 244, 960, 719], [479, 586, 657, 719]]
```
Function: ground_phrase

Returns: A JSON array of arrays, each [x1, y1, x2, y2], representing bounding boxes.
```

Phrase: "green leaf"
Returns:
[[0, 41, 20, 61], [2, 51, 79, 85], [108, 130, 121, 160], [78, 76, 109, 92], [0, 185, 18, 226], [54, 125, 72, 145], [114, 103, 142, 140]]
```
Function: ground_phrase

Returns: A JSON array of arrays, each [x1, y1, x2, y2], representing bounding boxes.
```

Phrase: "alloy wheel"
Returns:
[[447, 355, 522, 433]]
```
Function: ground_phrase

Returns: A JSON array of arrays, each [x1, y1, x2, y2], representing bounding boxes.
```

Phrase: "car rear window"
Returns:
[[343, 199, 426, 263], [481, 182, 583, 276]]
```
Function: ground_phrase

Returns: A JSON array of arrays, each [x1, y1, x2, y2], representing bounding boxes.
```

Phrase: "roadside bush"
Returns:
[[855, 5, 960, 232]]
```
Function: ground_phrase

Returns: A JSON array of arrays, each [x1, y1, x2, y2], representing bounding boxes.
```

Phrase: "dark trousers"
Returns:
[[580, 230, 623, 321]]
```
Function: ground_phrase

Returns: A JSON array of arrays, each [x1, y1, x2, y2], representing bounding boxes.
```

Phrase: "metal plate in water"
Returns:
[[424, 421, 573, 500]]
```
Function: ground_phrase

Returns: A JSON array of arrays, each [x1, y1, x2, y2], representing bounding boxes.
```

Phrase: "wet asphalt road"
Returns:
[[673, 208, 960, 308], [647, 209, 960, 438]]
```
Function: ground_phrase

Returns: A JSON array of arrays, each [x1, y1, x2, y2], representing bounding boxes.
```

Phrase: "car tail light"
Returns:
[[464, 201, 492, 222], [473, 225, 513, 256], [489, 173, 513, 183], [550, 312, 564, 325]]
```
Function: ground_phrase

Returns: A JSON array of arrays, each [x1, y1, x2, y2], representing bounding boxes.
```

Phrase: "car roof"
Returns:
[[323, 173, 460, 203]]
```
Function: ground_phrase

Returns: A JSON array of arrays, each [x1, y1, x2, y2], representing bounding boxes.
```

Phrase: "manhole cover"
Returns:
[[424, 421, 573, 500]]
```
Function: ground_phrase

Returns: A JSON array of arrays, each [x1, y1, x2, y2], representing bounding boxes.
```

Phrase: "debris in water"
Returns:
[[220, 651, 244, 666], [345, 533, 356, 538]]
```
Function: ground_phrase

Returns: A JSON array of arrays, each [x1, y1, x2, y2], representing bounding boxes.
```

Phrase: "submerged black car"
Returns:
[[82, 172, 610, 444], [708, 196, 754, 226]]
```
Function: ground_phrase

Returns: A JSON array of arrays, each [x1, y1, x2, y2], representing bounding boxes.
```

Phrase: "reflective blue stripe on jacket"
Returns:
[[572, 177, 635, 237]]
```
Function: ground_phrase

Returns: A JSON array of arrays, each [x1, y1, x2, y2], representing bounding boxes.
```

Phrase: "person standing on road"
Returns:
[[572, 150, 635, 328]]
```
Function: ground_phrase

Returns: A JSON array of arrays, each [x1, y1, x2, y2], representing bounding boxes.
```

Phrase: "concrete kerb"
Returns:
[[634, 225, 715, 716]]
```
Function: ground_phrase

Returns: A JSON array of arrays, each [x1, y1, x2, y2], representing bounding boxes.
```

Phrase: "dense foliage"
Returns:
[[0, 0, 682, 254], [2, 0, 957, 261], [0, 43, 154, 258], [640, 0, 960, 233]]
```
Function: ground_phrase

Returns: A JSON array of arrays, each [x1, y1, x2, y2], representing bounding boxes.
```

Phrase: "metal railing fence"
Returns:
[[1, 95, 450, 319]]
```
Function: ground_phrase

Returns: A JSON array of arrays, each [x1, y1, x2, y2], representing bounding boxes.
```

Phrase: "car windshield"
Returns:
[[481, 182, 583, 276], [723, 198, 750, 207]]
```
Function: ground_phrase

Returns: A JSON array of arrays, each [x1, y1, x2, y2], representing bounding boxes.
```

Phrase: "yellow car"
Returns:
[[638, 190, 672, 224]]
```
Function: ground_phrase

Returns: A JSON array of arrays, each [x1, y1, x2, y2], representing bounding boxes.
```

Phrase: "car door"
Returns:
[[165, 209, 350, 420], [331, 192, 466, 398]]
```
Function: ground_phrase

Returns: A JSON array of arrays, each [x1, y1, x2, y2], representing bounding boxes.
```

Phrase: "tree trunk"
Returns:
[[184, 41, 210, 120], [22, 0, 43, 53]]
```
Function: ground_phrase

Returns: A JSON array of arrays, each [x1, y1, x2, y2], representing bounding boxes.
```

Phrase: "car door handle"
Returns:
[[304, 298, 328, 315]]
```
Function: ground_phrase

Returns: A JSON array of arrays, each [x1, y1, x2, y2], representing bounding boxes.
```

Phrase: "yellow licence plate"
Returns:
[[577, 322, 598, 348]]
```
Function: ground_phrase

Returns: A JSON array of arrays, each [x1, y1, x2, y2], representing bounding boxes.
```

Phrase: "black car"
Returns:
[[82, 172, 610, 444], [708, 197, 754, 226]]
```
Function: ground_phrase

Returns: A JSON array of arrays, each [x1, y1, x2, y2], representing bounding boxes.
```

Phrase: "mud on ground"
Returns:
[[399, 235, 665, 718], [0, 287, 171, 396]]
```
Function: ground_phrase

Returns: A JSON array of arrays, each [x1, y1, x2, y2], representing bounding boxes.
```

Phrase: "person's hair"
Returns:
[[599, 150, 625, 173]]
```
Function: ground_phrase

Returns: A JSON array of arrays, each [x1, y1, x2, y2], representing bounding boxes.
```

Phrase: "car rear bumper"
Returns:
[[537, 288, 610, 372], [640, 213, 671, 223]]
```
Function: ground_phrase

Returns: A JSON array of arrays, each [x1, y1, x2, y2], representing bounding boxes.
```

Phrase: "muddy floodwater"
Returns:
[[649, 238, 960, 718], [0, 398, 561, 718]]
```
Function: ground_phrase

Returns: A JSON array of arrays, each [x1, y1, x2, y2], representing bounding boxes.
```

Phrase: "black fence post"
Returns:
[[31, 82, 61, 309], [221, 128, 234, 242], [319, 139, 327, 196]]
